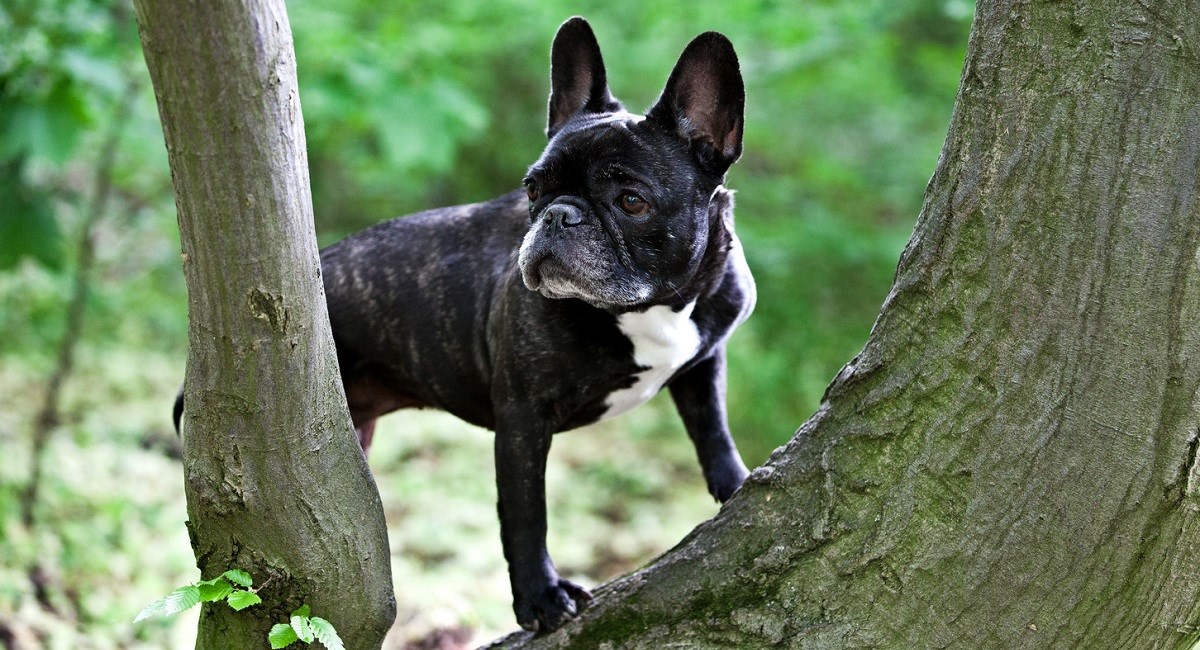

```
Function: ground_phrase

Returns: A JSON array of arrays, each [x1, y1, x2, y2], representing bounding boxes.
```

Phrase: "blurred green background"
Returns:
[[0, 0, 972, 647]]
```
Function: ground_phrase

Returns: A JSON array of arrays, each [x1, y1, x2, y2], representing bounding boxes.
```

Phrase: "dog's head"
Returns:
[[518, 17, 744, 310]]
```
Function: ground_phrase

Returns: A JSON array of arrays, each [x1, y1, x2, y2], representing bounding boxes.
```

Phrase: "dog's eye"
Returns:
[[617, 193, 649, 216], [525, 180, 539, 203]]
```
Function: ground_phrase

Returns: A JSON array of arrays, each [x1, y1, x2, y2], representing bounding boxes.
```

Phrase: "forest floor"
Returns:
[[0, 346, 729, 649]]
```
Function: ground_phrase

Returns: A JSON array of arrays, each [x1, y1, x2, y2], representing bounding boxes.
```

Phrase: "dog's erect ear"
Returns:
[[548, 17, 623, 138], [647, 32, 745, 176]]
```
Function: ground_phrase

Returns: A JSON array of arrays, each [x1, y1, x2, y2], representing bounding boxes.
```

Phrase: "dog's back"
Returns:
[[320, 190, 528, 431]]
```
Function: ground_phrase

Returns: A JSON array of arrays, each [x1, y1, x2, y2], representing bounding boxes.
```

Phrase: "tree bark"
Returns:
[[493, 0, 1200, 647], [134, 1, 395, 647]]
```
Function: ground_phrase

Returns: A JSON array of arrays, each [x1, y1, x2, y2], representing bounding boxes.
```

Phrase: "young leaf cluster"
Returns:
[[133, 569, 262, 622], [135, 570, 342, 649], [268, 604, 344, 650]]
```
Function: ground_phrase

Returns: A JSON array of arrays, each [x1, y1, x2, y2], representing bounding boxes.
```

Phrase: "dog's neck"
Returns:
[[690, 185, 738, 302]]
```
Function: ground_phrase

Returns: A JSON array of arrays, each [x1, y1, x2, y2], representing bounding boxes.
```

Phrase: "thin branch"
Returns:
[[20, 78, 139, 527]]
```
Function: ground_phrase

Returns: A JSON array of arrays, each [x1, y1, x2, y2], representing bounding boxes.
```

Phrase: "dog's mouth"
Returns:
[[526, 259, 653, 307], [521, 254, 580, 298], [518, 225, 576, 294], [518, 245, 553, 292], [535, 257, 564, 286], [517, 226, 653, 307]]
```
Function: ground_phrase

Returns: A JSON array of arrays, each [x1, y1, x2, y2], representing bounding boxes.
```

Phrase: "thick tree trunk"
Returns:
[[134, 1, 395, 647], [494, 0, 1200, 647]]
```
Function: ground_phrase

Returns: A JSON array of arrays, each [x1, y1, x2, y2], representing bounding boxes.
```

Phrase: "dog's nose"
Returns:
[[542, 204, 584, 228]]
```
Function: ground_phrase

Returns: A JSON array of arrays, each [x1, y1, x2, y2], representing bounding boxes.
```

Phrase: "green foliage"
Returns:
[[134, 570, 339, 649], [223, 568, 253, 588], [132, 585, 200, 623], [227, 589, 263, 611], [0, 0, 141, 269], [0, 169, 61, 269], [309, 616, 345, 650], [270, 605, 344, 650], [291, 604, 315, 643], [195, 576, 232, 602], [134, 571, 261, 623], [269, 623, 300, 648]]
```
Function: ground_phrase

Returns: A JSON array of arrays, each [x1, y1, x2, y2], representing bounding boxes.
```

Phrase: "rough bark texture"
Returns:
[[493, 0, 1200, 647], [134, 1, 395, 647]]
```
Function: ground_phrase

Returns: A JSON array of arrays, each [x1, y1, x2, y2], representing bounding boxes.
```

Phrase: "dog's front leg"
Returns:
[[494, 419, 592, 632], [668, 351, 750, 502]]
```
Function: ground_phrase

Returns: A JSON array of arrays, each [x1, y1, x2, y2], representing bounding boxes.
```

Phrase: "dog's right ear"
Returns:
[[547, 17, 623, 138], [646, 32, 745, 177]]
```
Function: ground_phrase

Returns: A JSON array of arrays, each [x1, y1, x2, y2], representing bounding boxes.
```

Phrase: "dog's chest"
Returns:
[[600, 302, 701, 421]]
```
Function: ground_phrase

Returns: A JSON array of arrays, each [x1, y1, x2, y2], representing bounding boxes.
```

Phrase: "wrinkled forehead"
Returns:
[[528, 112, 689, 179]]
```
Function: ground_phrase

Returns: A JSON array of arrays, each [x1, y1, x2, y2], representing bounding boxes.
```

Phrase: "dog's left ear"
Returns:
[[548, 17, 623, 138], [647, 32, 745, 177]]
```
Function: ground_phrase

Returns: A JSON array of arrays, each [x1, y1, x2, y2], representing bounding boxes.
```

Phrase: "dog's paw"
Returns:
[[707, 457, 749, 503], [515, 578, 593, 633]]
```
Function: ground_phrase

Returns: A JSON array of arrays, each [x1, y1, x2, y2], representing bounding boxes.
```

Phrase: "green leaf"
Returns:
[[291, 614, 315, 643], [133, 585, 201, 622], [0, 173, 63, 270], [133, 596, 169, 623], [268, 623, 299, 649], [291, 604, 311, 618], [226, 589, 262, 611], [2, 82, 91, 166], [61, 47, 125, 96], [222, 569, 253, 587], [196, 577, 233, 602], [309, 616, 345, 650]]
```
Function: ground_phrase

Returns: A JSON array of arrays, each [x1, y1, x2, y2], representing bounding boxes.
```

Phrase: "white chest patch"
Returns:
[[601, 301, 701, 421]]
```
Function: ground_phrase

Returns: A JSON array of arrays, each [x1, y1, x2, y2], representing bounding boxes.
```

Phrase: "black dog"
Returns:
[[175, 17, 753, 632]]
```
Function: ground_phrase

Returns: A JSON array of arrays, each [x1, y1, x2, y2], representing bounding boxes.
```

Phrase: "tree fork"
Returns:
[[494, 0, 1200, 647], [134, 0, 395, 646]]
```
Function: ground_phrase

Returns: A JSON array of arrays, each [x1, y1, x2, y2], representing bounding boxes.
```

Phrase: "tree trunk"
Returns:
[[493, 0, 1200, 647], [134, 1, 395, 647]]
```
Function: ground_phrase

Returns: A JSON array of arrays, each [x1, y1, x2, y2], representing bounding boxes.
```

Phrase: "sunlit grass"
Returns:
[[0, 353, 196, 649]]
